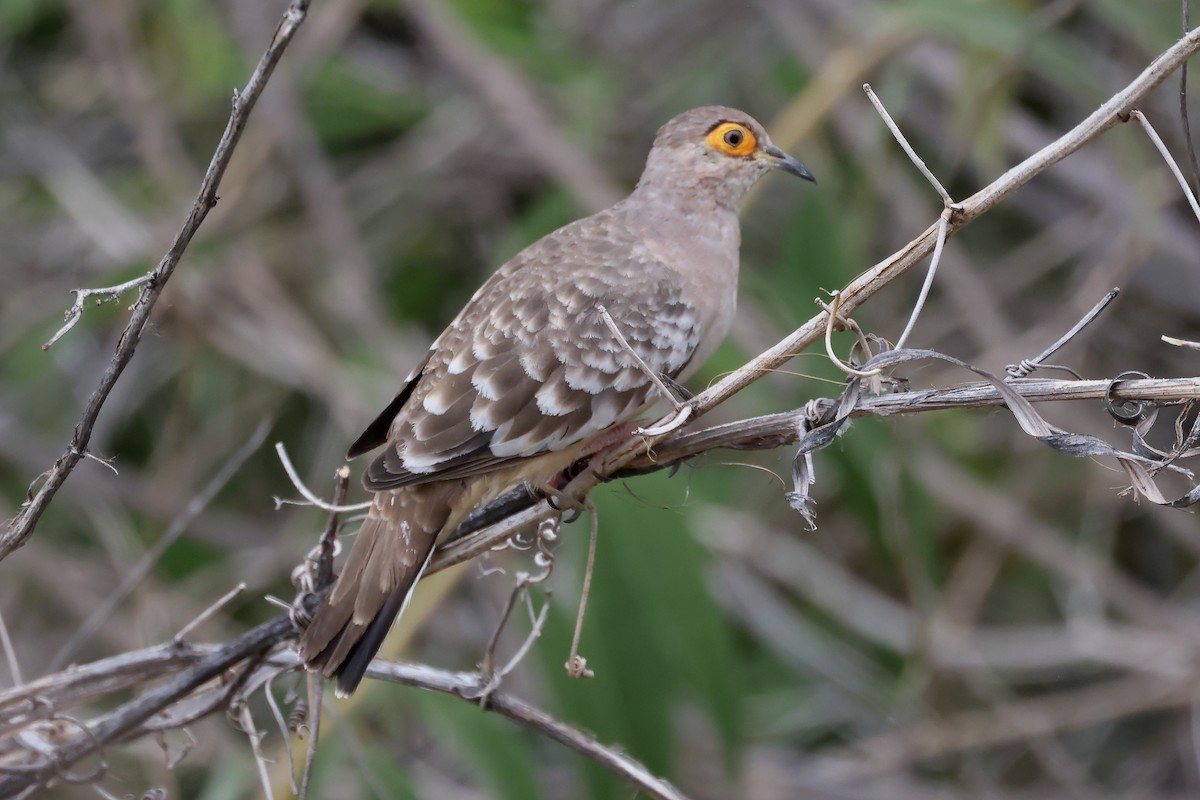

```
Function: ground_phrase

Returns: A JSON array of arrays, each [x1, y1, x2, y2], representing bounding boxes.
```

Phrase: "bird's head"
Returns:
[[638, 105, 814, 207]]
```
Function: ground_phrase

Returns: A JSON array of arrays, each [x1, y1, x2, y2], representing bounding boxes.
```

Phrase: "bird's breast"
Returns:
[[640, 208, 741, 376]]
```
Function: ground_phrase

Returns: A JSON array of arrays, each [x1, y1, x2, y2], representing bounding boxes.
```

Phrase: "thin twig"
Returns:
[[41, 274, 155, 350], [273, 443, 370, 513], [0, 610, 21, 687], [298, 671, 321, 800], [316, 467, 350, 590], [1129, 109, 1200, 226], [596, 304, 693, 436], [862, 86, 959, 349], [863, 82, 953, 204], [236, 701, 275, 800], [1007, 288, 1121, 379], [1181, 0, 1200, 194], [565, 502, 598, 680], [263, 674, 299, 797], [480, 578, 527, 685], [499, 600, 550, 682], [895, 209, 951, 349], [173, 583, 246, 646], [2, 0, 313, 561]]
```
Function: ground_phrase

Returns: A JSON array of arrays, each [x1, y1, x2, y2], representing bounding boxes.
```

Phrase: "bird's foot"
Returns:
[[538, 483, 587, 523]]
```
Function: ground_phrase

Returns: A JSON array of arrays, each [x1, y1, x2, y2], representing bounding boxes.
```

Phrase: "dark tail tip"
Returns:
[[330, 590, 407, 697]]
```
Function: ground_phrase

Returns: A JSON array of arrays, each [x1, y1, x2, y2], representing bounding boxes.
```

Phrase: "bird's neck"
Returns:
[[617, 184, 743, 368], [622, 182, 742, 254]]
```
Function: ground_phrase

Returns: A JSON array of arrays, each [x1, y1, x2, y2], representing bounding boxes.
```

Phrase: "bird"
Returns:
[[298, 105, 814, 696]]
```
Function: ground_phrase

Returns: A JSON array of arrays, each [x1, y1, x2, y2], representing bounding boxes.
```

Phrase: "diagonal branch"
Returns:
[[0, 625, 689, 800], [366, 660, 689, 800], [0, 0, 312, 562]]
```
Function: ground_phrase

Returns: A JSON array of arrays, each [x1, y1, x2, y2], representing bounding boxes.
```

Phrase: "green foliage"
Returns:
[[420, 691, 545, 800], [305, 59, 426, 151]]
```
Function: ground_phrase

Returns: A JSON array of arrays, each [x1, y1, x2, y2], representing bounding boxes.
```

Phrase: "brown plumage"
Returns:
[[298, 105, 814, 696]]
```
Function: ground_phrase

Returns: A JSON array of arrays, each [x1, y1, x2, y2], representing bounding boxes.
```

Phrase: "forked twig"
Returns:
[[476, 516, 559, 702], [273, 443, 369, 513], [863, 84, 961, 349], [41, 274, 155, 350], [3, 0, 314, 560]]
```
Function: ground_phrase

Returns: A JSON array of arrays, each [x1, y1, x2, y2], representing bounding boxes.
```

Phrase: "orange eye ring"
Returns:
[[706, 122, 757, 157]]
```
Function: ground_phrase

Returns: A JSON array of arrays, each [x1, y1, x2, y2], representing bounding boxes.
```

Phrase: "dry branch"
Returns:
[[0, 0, 312, 561], [0, 631, 688, 800]]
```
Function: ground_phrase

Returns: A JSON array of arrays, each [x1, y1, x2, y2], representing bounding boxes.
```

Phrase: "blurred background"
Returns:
[[2, 0, 1200, 797]]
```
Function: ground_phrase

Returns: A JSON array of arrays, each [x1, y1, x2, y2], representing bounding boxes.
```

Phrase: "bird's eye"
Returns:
[[706, 122, 757, 157]]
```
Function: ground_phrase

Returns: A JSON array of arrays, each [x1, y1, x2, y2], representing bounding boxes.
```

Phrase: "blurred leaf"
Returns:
[[419, 690, 545, 800], [0, 0, 64, 43], [305, 59, 425, 152], [156, 0, 246, 96], [494, 186, 581, 262], [192, 755, 253, 800], [365, 746, 421, 800]]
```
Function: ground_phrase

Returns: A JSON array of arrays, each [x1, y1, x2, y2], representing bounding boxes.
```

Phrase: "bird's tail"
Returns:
[[298, 486, 451, 697]]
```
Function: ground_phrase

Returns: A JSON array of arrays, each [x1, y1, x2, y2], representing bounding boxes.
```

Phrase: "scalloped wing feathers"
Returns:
[[361, 208, 704, 491]]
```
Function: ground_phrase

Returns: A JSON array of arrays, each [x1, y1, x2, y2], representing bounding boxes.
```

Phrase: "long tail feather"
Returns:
[[298, 486, 449, 695]]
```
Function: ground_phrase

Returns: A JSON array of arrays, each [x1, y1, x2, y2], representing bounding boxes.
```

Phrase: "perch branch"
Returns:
[[365, 660, 689, 800]]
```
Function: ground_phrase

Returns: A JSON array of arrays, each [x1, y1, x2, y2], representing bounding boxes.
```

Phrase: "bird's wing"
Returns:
[[346, 351, 433, 459], [360, 216, 702, 491]]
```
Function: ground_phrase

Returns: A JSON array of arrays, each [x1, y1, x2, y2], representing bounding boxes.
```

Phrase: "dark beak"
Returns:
[[763, 144, 816, 183]]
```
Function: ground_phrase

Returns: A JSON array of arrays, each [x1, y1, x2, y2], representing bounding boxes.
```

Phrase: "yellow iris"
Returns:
[[706, 122, 757, 157]]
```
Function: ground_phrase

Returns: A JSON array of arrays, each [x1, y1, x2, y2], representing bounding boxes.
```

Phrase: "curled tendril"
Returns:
[[1106, 371, 1154, 425]]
